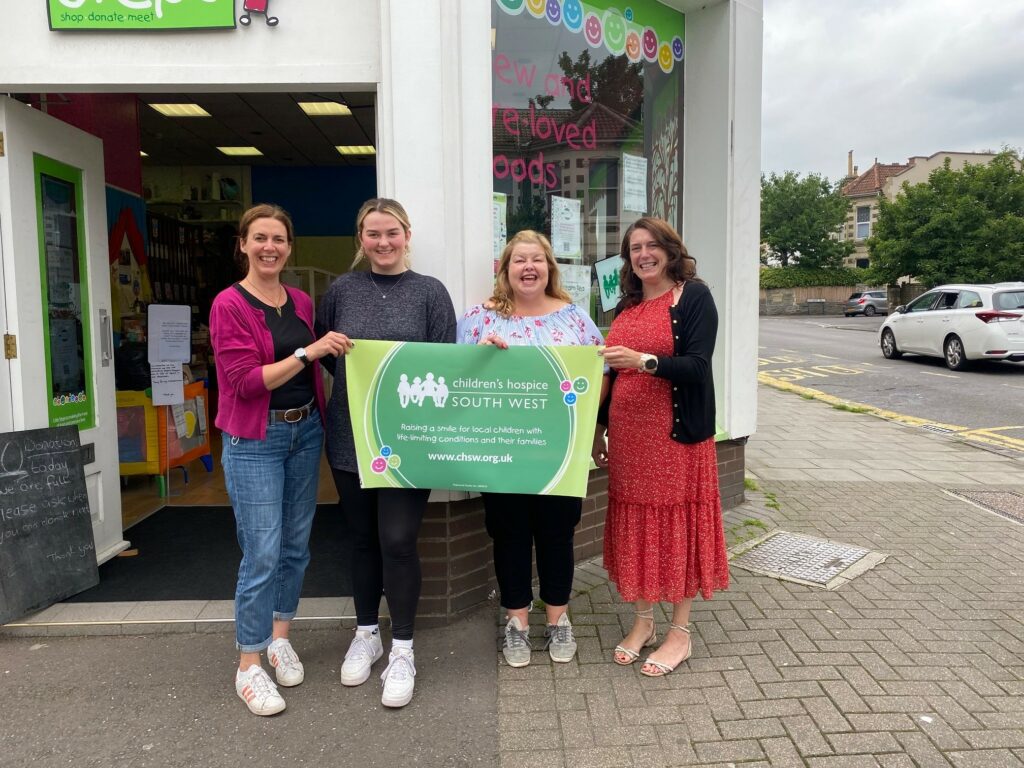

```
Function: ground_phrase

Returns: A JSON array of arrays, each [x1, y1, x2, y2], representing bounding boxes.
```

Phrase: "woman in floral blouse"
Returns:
[[457, 230, 603, 668]]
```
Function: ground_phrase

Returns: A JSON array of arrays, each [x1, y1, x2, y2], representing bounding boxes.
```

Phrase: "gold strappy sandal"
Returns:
[[640, 623, 691, 677], [613, 609, 657, 665]]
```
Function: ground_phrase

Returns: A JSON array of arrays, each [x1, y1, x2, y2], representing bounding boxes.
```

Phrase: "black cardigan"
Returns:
[[597, 281, 718, 444]]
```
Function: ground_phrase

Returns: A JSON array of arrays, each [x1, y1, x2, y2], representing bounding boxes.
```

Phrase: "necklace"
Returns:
[[244, 279, 285, 316], [367, 270, 408, 300]]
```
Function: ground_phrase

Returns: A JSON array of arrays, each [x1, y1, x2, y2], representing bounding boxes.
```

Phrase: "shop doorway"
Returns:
[[9, 90, 377, 533]]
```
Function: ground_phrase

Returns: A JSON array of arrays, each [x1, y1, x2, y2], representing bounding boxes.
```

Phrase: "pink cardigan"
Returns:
[[209, 283, 326, 440]]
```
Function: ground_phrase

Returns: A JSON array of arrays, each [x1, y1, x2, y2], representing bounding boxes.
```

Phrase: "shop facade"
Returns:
[[0, 0, 762, 623]]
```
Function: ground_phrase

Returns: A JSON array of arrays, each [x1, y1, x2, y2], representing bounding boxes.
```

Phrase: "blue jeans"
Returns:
[[222, 412, 323, 652]]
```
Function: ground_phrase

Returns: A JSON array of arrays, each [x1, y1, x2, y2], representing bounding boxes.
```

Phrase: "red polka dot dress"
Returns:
[[603, 290, 729, 603]]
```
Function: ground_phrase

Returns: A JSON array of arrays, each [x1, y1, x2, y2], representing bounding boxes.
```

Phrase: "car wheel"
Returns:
[[880, 328, 902, 359], [864, 305, 876, 317], [944, 335, 970, 371]]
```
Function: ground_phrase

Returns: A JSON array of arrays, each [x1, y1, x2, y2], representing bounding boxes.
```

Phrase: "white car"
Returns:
[[879, 282, 1024, 370]]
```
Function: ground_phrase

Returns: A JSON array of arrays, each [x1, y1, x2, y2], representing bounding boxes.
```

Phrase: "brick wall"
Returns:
[[417, 439, 746, 624]]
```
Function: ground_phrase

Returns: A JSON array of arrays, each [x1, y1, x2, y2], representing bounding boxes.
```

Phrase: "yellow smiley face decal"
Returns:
[[625, 31, 641, 62], [526, 0, 546, 17], [658, 42, 673, 73]]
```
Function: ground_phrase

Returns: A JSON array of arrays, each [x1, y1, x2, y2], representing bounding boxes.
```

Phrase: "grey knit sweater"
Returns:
[[315, 270, 457, 472]]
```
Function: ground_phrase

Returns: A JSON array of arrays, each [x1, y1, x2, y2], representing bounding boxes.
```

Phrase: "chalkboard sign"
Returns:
[[0, 426, 99, 624]]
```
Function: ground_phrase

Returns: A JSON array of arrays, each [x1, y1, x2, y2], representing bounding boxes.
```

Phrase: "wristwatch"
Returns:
[[639, 354, 658, 373], [293, 347, 311, 367]]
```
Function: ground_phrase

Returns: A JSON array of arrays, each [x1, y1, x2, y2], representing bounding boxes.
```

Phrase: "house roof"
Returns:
[[842, 161, 911, 198], [492, 101, 642, 154]]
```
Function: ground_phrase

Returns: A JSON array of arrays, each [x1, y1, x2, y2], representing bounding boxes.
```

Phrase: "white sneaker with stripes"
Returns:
[[235, 664, 286, 716], [268, 637, 304, 687]]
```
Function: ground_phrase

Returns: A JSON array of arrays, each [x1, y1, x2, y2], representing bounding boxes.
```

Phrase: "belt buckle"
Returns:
[[283, 407, 304, 423]]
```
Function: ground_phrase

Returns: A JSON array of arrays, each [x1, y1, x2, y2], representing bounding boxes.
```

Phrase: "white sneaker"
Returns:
[[267, 637, 304, 687], [235, 664, 286, 716], [380, 647, 416, 708], [341, 629, 384, 686]]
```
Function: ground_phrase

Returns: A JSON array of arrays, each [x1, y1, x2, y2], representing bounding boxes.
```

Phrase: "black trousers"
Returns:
[[332, 469, 428, 641], [483, 492, 582, 611]]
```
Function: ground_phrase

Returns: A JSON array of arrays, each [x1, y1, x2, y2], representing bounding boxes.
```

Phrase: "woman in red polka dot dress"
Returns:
[[594, 217, 729, 677]]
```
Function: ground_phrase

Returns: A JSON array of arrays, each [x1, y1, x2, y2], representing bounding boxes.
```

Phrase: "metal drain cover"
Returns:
[[729, 531, 887, 590], [945, 489, 1024, 525]]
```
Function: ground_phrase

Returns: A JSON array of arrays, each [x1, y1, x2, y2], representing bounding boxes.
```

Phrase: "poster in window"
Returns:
[[622, 153, 648, 213], [551, 195, 582, 261]]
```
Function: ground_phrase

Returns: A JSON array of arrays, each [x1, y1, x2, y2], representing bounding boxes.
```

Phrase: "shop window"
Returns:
[[492, 1, 685, 324]]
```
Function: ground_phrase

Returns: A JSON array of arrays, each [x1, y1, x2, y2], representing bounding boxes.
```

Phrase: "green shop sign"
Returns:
[[48, 0, 235, 30], [346, 341, 604, 497]]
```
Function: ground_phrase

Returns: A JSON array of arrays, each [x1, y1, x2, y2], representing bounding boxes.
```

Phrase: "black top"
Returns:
[[316, 269, 457, 471], [234, 283, 315, 409], [598, 280, 718, 444]]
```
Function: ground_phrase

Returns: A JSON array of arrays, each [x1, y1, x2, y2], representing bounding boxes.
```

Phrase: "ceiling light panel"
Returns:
[[149, 103, 211, 117], [299, 101, 351, 116], [217, 146, 263, 156], [336, 145, 376, 155]]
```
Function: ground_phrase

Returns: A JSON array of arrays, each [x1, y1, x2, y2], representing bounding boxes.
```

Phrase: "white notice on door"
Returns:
[[151, 361, 184, 406], [148, 304, 192, 364]]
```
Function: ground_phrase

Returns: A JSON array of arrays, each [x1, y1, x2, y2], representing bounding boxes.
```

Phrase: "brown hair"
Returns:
[[352, 197, 412, 269], [235, 203, 294, 275], [489, 230, 572, 317], [618, 217, 701, 309]]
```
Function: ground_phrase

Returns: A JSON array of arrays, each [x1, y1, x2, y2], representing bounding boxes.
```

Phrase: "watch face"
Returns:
[[644, 356, 657, 370]]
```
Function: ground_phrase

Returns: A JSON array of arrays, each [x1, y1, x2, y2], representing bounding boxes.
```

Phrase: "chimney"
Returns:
[[847, 150, 854, 178]]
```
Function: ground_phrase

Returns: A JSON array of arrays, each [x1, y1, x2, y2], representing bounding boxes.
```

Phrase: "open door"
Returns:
[[0, 96, 128, 563]]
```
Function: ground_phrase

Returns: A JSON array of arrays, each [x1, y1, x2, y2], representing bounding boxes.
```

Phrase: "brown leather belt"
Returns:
[[268, 400, 315, 424]]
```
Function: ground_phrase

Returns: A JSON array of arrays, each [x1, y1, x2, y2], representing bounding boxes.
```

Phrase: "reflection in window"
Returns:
[[856, 206, 871, 239], [492, 1, 685, 324], [41, 175, 87, 400], [907, 294, 936, 312]]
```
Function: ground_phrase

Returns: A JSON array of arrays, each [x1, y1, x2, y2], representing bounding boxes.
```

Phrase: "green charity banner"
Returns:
[[48, 0, 236, 31], [346, 340, 604, 497]]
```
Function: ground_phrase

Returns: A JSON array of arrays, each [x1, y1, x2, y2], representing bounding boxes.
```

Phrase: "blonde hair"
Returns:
[[489, 230, 572, 317], [351, 197, 412, 269], [235, 203, 294, 275]]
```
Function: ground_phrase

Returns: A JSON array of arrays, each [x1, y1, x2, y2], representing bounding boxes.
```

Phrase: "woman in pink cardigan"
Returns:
[[210, 204, 350, 717]]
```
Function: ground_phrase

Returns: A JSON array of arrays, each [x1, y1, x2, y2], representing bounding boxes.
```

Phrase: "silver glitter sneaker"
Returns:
[[502, 615, 532, 668], [545, 613, 577, 663]]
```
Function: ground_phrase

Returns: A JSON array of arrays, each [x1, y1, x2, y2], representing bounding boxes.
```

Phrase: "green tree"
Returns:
[[760, 172, 853, 268], [533, 50, 643, 117], [868, 150, 1024, 285]]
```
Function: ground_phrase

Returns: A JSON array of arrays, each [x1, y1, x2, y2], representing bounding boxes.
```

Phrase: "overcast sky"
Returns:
[[760, 0, 1024, 182]]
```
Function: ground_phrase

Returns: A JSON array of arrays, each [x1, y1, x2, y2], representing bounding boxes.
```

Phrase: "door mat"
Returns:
[[64, 505, 352, 602]]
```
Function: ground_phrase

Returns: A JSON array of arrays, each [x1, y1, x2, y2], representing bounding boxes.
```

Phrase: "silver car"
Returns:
[[844, 290, 888, 317]]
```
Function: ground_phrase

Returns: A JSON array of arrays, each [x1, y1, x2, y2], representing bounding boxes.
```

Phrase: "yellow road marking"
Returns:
[[813, 354, 841, 360], [760, 364, 865, 382], [758, 372, 1024, 454]]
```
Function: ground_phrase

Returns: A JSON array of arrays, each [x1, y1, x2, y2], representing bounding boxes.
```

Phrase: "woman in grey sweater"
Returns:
[[317, 198, 456, 708]]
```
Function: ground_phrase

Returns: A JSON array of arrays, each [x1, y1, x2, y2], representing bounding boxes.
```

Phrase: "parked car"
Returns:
[[844, 290, 889, 317], [878, 283, 1024, 370]]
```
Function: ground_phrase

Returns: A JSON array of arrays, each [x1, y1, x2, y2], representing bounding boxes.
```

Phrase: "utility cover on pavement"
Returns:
[[729, 530, 887, 590], [945, 489, 1024, 525]]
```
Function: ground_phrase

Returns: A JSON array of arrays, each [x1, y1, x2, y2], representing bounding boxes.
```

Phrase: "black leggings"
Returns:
[[332, 469, 428, 641], [483, 492, 582, 611]]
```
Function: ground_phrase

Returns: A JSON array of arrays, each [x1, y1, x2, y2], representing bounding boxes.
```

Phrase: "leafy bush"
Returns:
[[759, 267, 871, 289]]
